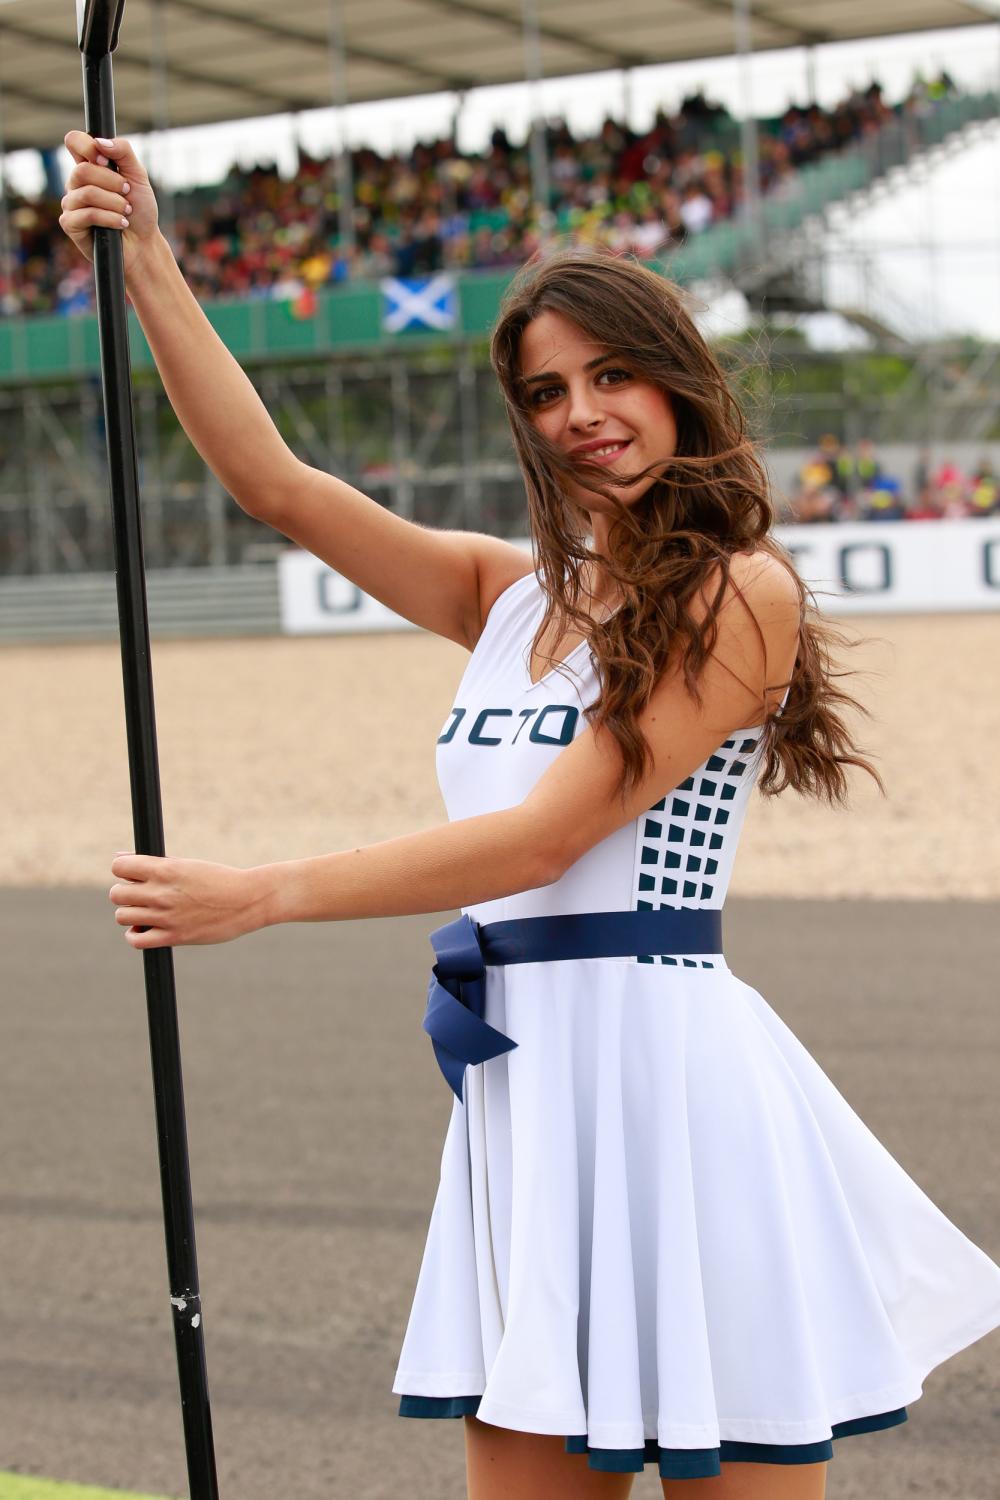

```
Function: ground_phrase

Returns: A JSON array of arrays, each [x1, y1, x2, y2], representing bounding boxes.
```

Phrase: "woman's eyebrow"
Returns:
[[521, 353, 614, 386]]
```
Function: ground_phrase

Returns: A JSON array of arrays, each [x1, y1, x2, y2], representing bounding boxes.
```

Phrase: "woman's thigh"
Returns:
[[662, 1460, 828, 1499], [464, 1415, 635, 1500]]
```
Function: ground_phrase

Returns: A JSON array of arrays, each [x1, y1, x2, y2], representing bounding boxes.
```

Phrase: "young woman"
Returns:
[[60, 131, 1000, 1500]]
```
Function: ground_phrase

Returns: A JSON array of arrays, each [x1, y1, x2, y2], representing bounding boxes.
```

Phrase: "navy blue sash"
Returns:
[[423, 908, 723, 1101]]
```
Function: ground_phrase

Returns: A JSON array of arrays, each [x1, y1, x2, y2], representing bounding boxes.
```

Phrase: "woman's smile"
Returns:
[[573, 438, 634, 465]]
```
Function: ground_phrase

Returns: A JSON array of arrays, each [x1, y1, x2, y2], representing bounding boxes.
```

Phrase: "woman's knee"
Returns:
[[464, 1415, 635, 1500]]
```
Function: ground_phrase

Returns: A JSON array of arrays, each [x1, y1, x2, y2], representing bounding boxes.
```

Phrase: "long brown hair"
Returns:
[[489, 244, 884, 810]]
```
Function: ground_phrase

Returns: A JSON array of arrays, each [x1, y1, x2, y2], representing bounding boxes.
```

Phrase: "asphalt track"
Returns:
[[2, 892, 998, 1499]]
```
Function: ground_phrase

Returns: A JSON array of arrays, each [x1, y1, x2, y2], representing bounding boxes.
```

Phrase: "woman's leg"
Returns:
[[464, 1415, 635, 1500], [662, 1460, 828, 1499]]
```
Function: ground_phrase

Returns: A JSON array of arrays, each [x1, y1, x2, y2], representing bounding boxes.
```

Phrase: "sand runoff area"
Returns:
[[2, 610, 998, 898]]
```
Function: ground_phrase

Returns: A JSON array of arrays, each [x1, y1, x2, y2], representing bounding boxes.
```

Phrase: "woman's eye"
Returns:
[[529, 368, 631, 405]]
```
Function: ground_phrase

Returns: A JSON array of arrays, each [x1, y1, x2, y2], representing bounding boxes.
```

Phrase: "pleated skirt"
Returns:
[[392, 956, 1000, 1478]]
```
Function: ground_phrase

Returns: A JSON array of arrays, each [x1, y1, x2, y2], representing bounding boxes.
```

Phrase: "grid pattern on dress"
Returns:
[[633, 732, 763, 967]]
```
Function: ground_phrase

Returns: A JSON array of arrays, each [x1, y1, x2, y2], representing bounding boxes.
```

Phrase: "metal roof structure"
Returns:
[[1, 0, 998, 152]]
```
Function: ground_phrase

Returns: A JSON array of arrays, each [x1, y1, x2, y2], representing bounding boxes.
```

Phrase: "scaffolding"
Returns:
[[2, 327, 998, 577]]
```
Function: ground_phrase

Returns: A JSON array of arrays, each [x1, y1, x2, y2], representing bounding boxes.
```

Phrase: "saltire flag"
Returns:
[[380, 273, 457, 334]]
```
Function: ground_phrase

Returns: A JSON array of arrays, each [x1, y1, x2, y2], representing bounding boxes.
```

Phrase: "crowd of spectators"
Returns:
[[0, 68, 960, 318], [782, 435, 1000, 521]]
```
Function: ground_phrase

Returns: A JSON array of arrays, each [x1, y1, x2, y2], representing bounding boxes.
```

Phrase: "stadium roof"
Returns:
[[1, 0, 998, 152]]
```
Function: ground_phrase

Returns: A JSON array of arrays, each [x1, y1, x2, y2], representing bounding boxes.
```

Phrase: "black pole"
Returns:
[[76, 4, 220, 1495]]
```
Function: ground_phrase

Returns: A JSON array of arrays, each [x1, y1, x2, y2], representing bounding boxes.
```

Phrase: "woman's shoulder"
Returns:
[[704, 547, 801, 621], [471, 540, 536, 643], [689, 549, 801, 686]]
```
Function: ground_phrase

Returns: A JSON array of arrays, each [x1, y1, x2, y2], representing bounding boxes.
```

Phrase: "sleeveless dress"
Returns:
[[392, 568, 1000, 1480]]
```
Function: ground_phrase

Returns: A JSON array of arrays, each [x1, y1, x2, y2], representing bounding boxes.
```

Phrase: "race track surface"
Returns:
[[2, 892, 998, 1498]]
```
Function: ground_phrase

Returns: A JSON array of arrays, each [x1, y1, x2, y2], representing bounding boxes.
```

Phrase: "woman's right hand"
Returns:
[[59, 131, 160, 275]]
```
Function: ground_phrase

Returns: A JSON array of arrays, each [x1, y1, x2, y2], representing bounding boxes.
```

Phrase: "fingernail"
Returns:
[[121, 216, 129, 228], [96, 155, 108, 166], [121, 180, 130, 194], [123, 201, 133, 214], [95, 136, 115, 150]]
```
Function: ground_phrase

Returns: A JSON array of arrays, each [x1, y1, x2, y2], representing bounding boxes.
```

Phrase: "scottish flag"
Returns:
[[380, 274, 457, 334]]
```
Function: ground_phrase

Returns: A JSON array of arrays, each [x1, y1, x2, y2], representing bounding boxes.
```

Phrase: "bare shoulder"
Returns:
[[687, 549, 801, 720], [469, 534, 535, 643], [725, 548, 802, 621], [696, 548, 801, 630]]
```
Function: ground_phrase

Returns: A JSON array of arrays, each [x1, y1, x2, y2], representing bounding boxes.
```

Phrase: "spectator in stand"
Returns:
[[907, 489, 944, 520], [907, 447, 943, 518], [854, 437, 883, 492], [858, 475, 907, 521], [969, 457, 999, 517], [629, 205, 671, 257], [786, 460, 840, 523], [678, 181, 715, 235], [809, 433, 855, 516], [932, 460, 972, 517]]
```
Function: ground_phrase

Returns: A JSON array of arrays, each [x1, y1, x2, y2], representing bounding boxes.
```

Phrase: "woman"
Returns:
[[59, 131, 1000, 1499]]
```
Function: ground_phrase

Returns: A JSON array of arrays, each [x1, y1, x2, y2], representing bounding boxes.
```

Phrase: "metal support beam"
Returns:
[[804, 43, 817, 106], [329, 0, 356, 269], [148, 0, 175, 246], [620, 67, 633, 128], [521, 0, 552, 231], [732, 0, 765, 264], [458, 346, 482, 532], [390, 359, 415, 519], [451, 87, 467, 146], [0, 76, 13, 316]]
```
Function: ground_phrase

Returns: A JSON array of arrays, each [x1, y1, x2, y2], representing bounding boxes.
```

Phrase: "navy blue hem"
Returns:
[[397, 1394, 908, 1478]]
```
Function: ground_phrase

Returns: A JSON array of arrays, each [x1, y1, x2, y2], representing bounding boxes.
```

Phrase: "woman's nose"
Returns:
[[566, 382, 604, 426]]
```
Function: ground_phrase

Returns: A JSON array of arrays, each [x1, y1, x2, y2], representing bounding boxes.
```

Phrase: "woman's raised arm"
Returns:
[[58, 131, 528, 647]]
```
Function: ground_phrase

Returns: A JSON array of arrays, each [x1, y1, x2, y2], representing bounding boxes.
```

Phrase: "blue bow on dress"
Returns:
[[422, 913, 518, 1102]]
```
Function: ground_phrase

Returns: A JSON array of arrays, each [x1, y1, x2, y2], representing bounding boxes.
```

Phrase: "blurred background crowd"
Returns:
[[781, 437, 1000, 522], [1, 69, 960, 318]]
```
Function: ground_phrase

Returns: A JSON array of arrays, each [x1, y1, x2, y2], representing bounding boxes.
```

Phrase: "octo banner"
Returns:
[[277, 518, 1000, 634]]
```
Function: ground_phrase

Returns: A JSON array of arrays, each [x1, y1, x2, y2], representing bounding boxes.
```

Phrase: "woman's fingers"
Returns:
[[63, 128, 104, 165], [111, 853, 157, 880], [83, 134, 149, 187], [62, 184, 133, 218], [107, 855, 260, 949], [66, 161, 129, 194], [114, 907, 159, 926], [59, 131, 157, 268], [110, 888, 150, 906], [124, 923, 170, 949]]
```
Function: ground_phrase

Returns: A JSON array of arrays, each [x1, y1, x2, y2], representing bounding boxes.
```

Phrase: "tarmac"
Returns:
[[1, 891, 998, 1498]]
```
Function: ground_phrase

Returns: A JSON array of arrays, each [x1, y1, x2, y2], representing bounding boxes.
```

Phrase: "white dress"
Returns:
[[392, 569, 1000, 1480]]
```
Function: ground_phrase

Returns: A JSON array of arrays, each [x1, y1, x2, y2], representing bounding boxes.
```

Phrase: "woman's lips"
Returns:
[[574, 439, 633, 466]]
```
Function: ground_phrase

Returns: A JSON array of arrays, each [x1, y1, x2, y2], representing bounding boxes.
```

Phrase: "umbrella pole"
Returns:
[[77, 4, 220, 1494]]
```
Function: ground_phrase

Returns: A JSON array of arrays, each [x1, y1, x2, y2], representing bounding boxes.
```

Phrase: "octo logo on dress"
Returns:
[[437, 704, 580, 747]]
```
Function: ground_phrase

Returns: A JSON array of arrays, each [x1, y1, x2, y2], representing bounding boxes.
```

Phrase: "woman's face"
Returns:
[[517, 308, 677, 515]]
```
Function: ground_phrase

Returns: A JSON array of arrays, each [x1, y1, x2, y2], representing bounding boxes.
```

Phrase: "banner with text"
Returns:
[[277, 519, 1000, 634]]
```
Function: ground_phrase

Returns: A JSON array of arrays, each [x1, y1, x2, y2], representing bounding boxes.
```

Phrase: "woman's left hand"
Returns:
[[109, 852, 272, 949]]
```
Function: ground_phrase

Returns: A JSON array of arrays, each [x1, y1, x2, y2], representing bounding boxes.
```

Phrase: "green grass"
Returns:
[[0, 1479, 175, 1500]]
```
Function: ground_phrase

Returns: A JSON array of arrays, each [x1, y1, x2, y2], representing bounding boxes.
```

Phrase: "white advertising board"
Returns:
[[773, 519, 1000, 614], [277, 519, 1000, 634]]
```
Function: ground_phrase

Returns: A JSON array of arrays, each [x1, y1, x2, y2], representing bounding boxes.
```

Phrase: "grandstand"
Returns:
[[0, 1, 998, 636], [4, 74, 993, 322]]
